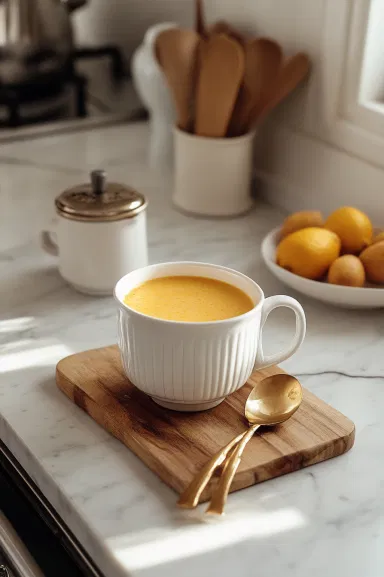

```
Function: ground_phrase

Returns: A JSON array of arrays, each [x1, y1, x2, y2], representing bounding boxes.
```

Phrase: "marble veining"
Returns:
[[1, 122, 384, 577]]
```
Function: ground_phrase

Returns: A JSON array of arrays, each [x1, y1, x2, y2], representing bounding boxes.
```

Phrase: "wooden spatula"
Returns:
[[195, 34, 244, 137], [195, 0, 207, 38], [228, 38, 282, 136], [156, 28, 200, 132], [208, 20, 246, 45], [249, 52, 311, 127]]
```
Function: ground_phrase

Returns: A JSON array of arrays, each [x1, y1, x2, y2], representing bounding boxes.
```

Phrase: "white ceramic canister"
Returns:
[[173, 127, 255, 217], [41, 170, 148, 296], [131, 23, 177, 169]]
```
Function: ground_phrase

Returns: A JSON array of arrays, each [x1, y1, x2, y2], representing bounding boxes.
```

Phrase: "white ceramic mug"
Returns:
[[115, 262, 306, 412], [173, 128, 255, 217]]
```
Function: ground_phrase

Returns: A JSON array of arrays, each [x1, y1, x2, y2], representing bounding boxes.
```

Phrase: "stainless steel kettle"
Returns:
[[0, 0, 87, 84]]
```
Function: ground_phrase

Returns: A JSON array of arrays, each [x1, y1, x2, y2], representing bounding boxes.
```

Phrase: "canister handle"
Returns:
[[40, 218, 59, 257]]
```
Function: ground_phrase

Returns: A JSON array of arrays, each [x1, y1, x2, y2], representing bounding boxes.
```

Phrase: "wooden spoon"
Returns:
[[195, 0, 207, 38], [208, 20, 246, 45], [249, 52, 311, 127], [228, 38, 282, 136], [195, 34, 244, 137], [156, 28, 200, 132]]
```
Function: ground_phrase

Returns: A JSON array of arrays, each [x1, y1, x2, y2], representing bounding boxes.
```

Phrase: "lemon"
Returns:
[[327, 255, 365, 287], [281, 210, 324, 239], [325, 206, 373, 254], [276, 227, 341, 280]]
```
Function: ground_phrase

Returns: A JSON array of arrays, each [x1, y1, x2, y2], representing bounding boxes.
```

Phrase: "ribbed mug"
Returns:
[[114, 262, 306, 411]]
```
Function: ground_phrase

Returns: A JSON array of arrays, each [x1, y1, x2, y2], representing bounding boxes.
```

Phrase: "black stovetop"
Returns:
[[0, 442, 101, 577]]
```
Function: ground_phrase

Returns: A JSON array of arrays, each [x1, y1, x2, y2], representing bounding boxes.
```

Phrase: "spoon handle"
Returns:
[[206, 423, 260, 515], [177, 432, 246, 509]]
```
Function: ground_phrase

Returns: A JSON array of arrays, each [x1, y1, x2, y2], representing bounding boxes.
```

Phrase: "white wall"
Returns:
[[73, 0, 193, 56], [73, 0, 320, 57], [72, 0, 384, 222]]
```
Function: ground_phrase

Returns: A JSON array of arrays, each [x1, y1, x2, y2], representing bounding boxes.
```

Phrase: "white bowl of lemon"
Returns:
[[261, 207, 384, 309]]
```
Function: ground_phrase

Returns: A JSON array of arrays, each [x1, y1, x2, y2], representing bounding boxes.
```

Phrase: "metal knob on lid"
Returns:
[[90, 169, 107, 195], [55, 170, 147, 222]]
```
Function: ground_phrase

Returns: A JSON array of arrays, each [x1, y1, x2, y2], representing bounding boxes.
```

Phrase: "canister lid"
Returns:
[[55, 170, 147, 222]]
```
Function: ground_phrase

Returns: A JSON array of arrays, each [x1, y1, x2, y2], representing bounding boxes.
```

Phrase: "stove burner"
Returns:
[[0, 66, 87, 127], [0, 45, 124, 127]]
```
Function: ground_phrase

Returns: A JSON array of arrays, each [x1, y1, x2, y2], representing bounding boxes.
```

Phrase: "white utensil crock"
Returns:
[[41, 170, 148, 296], [173, 128, 255, 217], [115, 262, 306, 412]]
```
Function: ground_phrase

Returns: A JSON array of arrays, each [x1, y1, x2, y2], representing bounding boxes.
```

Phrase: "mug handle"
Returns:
[[41, 218, 59, 257], [255, 295, 306, 370]]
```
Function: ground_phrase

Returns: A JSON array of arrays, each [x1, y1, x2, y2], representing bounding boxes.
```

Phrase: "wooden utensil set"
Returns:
[[155, 2, 310, 138]]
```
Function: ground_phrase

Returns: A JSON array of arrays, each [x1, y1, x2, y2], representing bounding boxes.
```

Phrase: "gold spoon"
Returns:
[[177, 374, 302, 512]]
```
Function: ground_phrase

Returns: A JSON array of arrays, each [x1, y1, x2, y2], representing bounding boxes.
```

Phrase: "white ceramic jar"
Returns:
[[41, 170, 148, 296]]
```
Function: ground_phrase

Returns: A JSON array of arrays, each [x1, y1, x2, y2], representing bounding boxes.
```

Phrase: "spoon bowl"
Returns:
[[245, 374, 302, 425]]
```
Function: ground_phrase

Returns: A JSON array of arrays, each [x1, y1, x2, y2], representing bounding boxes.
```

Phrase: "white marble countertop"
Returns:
[[1, 123, 383, 577]]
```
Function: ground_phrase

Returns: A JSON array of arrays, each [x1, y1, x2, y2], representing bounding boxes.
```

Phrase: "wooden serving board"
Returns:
[[56, 345, 355, 501]]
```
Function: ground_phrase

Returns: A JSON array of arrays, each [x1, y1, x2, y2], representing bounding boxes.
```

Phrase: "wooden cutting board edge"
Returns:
[[56, 346, 355, 502]]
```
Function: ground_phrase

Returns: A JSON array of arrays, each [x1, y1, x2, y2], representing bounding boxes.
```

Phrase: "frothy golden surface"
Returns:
[[124, 276, 254, 322]]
